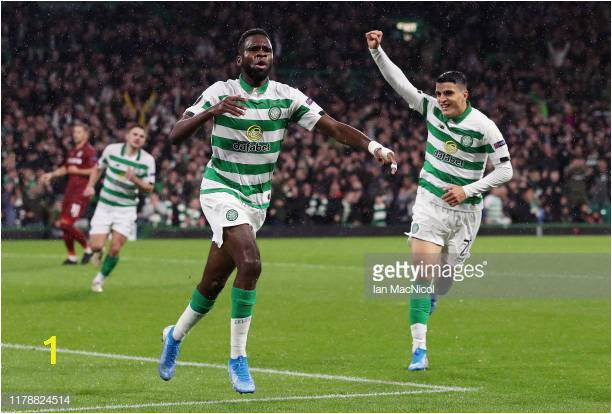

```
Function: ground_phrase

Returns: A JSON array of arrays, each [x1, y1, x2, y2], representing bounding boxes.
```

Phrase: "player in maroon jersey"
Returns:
[[41, 122, 98, 265]]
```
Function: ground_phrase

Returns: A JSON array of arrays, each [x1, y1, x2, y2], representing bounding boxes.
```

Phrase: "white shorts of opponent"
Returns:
[[89, 202, 137, 241], [406, 191, 482, 265], [200, 192, 266, 248]]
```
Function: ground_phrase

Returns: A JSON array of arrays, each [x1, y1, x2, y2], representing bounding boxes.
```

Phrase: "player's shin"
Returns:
[[100, 254, 119, 277], [62, 231, 77, 261], [230, 287, 256, 358], [173, 288, 216, 341], [409, 294, 431, 352]]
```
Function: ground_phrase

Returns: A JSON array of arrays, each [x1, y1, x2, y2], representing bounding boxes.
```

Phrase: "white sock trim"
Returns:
[[411, 323, 427, 352], [173, 305, 204, 341], [230, 316, 252, 359]]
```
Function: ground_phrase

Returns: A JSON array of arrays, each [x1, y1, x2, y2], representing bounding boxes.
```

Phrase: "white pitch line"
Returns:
[[16, 389, 458, 413], [5, 252, 608, 278], [1, 252, 362, 271], [1, 343, 474, 392]]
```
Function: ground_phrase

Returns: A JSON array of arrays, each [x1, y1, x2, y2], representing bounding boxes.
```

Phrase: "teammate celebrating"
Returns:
[[158, 28, 397, 394], [40, 122, 97, 265], [83, 124, 156, 293], [366, 30, 513, 371]]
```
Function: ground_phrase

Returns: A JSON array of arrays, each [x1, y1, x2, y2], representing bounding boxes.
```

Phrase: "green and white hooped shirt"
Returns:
[[186, 75, 323, 210], [97, 143, 156, 208], [369, 47, 511, 212], [414, 98, 511, 212]]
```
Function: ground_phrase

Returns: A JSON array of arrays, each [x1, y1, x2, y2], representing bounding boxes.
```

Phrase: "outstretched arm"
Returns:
[[40, 166, 67, 184], [314, 114, 398, 174], [366, 30, 424, 112]]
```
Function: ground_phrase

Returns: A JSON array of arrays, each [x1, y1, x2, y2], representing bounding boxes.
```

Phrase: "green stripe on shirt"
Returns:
[[203, 167, 271, 197], [426, 121, 488, 154], [425, 142, 484, 170], [211, 157, 276, 175], [423, 160, 478, 186], [215, 115, 289, 131], [211, 135, 282, 153], [98, 196, 137, 207], [102, 185, 136, 200], [290, 105, 310, 122], [109, 154, 149, 170], [238, 98, 293, 109], [107, 164, 147, 179], [418, 177, 482, 205], [448, 126, 484, 139], [104, 174, 136, 191]]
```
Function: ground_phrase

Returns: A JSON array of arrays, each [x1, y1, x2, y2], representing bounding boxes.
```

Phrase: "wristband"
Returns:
[[368, 141, 383, 156]]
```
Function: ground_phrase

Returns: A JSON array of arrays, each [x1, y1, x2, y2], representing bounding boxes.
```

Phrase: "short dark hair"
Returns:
[[126, 123, 146, 135], [237, 28, 271, 53], [436, 71, 467, 88]]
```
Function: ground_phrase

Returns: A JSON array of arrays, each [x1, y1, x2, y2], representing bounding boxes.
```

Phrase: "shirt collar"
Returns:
[[450, 101, 472, 123], [121, 143, 141, 160], [239, 73, 269, 94]]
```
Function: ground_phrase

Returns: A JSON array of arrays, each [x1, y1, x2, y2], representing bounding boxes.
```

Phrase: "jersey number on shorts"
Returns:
[[459, 238, 472, 259], [70, 203, 81, 218]]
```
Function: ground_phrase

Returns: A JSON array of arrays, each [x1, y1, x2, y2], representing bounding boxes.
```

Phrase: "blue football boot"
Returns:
[[228, 355, 255, 393], [159, 325, 181, 381], [408, 348, 429, 371]]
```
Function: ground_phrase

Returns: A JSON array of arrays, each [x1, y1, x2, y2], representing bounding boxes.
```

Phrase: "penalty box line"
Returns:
[[2, 342, 475, 392], [9, 389, 459, 413]]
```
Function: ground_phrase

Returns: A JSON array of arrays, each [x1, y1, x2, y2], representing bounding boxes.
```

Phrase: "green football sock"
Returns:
[[100, 255, 119, 277], [409, 296, 431, 325], [231, 287, 256, 318], [189, 288, 216, 314]]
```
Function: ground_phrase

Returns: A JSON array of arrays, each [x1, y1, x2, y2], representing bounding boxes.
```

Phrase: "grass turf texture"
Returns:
[[2, 236, 610, 412]]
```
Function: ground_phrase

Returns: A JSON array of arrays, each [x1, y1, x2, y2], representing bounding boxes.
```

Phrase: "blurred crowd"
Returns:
[[2, 2, 610, 229]]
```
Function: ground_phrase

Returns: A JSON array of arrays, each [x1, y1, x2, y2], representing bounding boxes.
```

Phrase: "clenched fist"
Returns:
[[365, 30, 383, 49]]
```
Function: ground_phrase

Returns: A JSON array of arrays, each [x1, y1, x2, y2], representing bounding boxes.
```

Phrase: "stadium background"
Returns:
[[1, 2, 610, 235], [1, 3, 610, 413]]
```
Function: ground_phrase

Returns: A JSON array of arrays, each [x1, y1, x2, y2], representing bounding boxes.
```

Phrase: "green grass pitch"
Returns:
[[2, 235, 610, 412]]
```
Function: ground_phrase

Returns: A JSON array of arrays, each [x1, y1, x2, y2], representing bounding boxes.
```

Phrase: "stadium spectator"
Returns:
[[1, 2, 610, 230]]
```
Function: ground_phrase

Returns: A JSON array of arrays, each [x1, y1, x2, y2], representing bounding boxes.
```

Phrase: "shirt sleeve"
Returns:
[[145, 156, 156, 185], [84, 147, 98, 168], [183, 82, 223, 118], [289, 88, 324, 131], [369, 46, 432, 116], [462, 162, 513, 198], [484, 119, 511, 165]]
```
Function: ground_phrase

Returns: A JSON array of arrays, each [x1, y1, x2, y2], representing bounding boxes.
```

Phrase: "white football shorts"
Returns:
[[406, 191, 482, 264], [200, 191, 266, 248], [89, 202, 137, 241]]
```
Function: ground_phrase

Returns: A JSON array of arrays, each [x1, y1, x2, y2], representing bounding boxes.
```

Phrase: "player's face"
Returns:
[[238, 34, 273, 83], [126, 127, 146, 149], [435, 82, 468, 118], [72, 125, 88, 146]]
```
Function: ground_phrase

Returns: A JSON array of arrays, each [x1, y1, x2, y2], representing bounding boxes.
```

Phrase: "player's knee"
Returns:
[[108, 245, 122, 257], [239, 256, 261, 277]]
